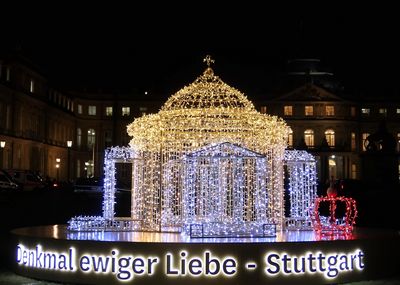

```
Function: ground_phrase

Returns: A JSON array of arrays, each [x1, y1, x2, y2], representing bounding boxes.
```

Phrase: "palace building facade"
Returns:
[[0, 54, 159, 181], [256, 59, 400, 184], [0, 55, 399, 184]]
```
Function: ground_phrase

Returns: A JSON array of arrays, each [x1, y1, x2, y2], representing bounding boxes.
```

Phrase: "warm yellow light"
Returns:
[[56, 158, 61, 163], [128, 66, 289, 153], [126, 57, 290, 230]]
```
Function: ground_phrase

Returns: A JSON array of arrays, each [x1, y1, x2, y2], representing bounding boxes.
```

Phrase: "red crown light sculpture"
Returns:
[[311, 187, 358, 238]]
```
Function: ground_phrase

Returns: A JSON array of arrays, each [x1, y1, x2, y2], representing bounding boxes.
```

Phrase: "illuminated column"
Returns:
[[284, 149, 317, 227], [103, 151, 115, 220], [256, 158, 267, 221]]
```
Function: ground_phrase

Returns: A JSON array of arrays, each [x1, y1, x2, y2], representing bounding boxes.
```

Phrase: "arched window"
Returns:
[[304, 129, 314, 147], [351, 163, 357, 179], [87, 129, 96, 149], [325, 129, 335, 147], [351, 132, 356, 151], [329, 157, 337, 179], [77, 128, 82, 147], [287, 129, 293, 147], [87, 129, 96, 148]]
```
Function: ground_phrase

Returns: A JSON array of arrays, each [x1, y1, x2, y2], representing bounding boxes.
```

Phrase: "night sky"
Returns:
[[2, 5, 399, 100]]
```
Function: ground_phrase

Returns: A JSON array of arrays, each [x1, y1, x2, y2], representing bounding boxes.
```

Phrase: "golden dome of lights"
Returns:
[[127, 55, 289, 154], [125, 55, 290, 229], [161, 64, 254, 111]]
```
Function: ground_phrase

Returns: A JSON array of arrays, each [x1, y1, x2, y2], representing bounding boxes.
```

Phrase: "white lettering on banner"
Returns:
[[16, 244, 365, 282], [16, 244, 76, 271], [165, 251, 237, 277], [78, 250, 159, 281], [264, 250, 365, 279]]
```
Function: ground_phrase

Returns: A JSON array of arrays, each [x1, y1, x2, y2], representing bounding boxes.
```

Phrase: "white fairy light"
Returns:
[[68, 57, 316, 236], [284, 150, 317, 230], [127, 58, 289, 233], [182, 142, 275, 237]]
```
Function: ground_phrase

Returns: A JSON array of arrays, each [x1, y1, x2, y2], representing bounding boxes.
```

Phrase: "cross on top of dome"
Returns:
[[203, 55, 215, 67], [161, 56, 255, 110]]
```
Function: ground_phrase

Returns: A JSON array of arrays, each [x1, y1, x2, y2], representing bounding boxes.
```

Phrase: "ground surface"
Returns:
[[1, 189, 399, 285]]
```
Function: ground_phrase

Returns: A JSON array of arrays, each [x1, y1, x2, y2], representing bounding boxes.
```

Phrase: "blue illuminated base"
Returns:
[[10, 225, 400, 285]]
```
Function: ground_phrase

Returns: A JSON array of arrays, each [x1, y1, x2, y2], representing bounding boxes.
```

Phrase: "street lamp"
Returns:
[[0, 141, 5, 169], [56, 158, 60, 181], [67, 140, 72, 182]]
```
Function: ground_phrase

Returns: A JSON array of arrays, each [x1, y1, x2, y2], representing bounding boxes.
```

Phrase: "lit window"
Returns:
[[122, 107, 130, 116], [351, 164, 357, 179], [304, 129, 314, 147], [325, 106, 334, 116], [325, 129, 335, 147], [106, 107, 113, 116], [77, 128, 82, 147], [29, 79, 35, 93], [361, 108, 370, 115], [260, 106, 267, 114], [351, 132, 356, 151], [397, 108, 400, 114], [88, 106, 96, 116], [284, 105, 293, 116], [85, 160, 94, 177], [139, 107, 147, 116], [379, 108, 387, 116], [305, 106, 313, 116], [351, 107, 356, 116], [87, 129, 96, 148], [77, 104, 83, 114], [287, 129, 293, 147], [362, 133, 370, 151], [397, 133, 400, 152], [328, 157, 336, 180]]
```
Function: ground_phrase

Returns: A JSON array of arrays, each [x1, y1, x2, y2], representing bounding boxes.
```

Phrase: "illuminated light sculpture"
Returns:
[[69, 147, 140, 231], [311, 195, 358, 239], [15, 57, 400, 285], [183, 142, 275, 237], [284, 150, 317, 230], [126, 57, 289, 233], [68, 56, 319, 237], [102, 147, 136, 220]]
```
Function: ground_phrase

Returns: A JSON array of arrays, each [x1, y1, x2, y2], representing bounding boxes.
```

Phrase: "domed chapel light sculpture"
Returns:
[[68, 56, 317, 237], [127, 56, 289, 234]]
